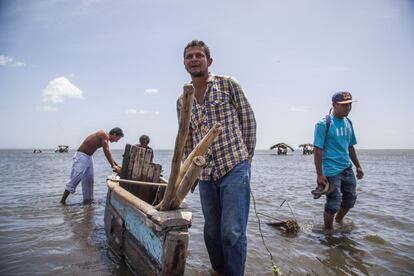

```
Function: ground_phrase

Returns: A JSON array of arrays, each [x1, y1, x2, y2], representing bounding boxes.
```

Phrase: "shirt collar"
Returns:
[[206, 72, 215, 83], [188, 72, 214, 85]]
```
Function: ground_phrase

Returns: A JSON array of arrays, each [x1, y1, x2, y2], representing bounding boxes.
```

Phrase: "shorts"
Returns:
[[325, 166, 357, 214]]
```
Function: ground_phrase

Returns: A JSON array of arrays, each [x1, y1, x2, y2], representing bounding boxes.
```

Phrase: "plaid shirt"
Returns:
[[177, 74, 256, 181]]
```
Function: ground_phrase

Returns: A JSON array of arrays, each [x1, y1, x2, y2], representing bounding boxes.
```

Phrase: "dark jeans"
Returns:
[[199, 160, 251, 276]]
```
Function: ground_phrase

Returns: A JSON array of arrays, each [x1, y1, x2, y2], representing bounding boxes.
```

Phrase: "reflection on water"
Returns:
[[0, 149, 414, 275], [319, 233, 370, 275]]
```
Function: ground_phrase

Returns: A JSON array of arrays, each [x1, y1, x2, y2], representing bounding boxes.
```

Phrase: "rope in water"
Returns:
[[250, 190, 281, 276]]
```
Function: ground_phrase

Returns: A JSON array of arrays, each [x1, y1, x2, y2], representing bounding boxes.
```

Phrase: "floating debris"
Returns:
[[266, 219, 300, 233]]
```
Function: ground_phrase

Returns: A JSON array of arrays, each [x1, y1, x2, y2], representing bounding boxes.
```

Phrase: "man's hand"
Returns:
[[356, 167, 364, 180], [317, 174, 329, 188], [112, 165, 122, 174]]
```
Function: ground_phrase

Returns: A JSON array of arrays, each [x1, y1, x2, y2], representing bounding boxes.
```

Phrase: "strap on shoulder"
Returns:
[[325, 114, 331, 131]]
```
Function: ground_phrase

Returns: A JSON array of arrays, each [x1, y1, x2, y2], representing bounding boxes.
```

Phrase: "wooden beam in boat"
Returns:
[[175, 123, 222, 189], [107, 178, 192, 228], [159, 84, 194, 211], [107, 177, 168, 187], [107, 178, 157, 217], [170, 156, 206, 209]]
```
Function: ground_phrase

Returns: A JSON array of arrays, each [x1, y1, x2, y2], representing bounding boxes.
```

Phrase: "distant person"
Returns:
[[60, 127, 124, 204], [136, 134, 151, 149], [313, 92, 364, 230], [136, 134, 153, 162], [179, 40, 256, 276]]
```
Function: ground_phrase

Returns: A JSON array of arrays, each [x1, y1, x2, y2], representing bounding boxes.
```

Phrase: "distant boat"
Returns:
[[33, 149, 42, 153], [55, 145, 69, 153], [298, 143, 314, 155], [270, 142, 294, 155]]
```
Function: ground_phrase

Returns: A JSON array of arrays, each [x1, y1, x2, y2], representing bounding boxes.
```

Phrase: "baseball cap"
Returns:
[[332, 91, 355, 104]]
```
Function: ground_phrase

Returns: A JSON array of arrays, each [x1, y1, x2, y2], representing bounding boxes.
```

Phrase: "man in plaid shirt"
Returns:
[[178, 40, 256, 276]]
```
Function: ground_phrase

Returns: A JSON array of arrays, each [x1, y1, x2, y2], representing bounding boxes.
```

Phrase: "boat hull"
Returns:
[[104, 179, 192, 276]]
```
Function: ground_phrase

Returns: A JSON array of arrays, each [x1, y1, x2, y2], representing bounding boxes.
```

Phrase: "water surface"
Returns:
[[0, 149, 413, 275]]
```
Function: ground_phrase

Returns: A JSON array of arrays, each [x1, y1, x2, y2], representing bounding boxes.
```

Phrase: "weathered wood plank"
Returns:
[[162, 231, 189, 276], [175, 123, 222, 189], [151, 209, 192, 228], [123, 231, 162, 275], [108, 178, 157, 217], [127, 146, 138, 179], [170, 156, 206, 209], [120, 144, 131, 179], [136, 147, 146, 179], [159, 84, 194, 211]]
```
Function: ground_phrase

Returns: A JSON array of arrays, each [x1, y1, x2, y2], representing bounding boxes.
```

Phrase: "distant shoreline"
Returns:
[[1, 148, 414, 151]]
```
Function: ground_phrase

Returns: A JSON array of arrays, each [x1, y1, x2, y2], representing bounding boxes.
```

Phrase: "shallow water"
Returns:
[[0, 149, 413, 275]]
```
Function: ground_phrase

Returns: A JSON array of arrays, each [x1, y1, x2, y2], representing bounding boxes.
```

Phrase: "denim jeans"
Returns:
[[325, 166, 357, 214], [199, 160, 251, 276]]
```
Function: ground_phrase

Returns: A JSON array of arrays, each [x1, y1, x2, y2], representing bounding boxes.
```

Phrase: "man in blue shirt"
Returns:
[[313, 92, 364, 230]]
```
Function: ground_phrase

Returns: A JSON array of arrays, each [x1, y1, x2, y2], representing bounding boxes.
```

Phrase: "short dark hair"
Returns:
[[109, 127, 124, 137], [184, 40, 211, 60], [139, 134, 150, 144]]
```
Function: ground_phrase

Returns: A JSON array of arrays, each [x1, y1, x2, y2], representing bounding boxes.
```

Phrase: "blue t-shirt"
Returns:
[[313, 115, 357, 176]]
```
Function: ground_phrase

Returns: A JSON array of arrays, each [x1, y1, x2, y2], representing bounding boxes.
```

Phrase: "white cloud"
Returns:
[[37, 105, 58, 112], [42, 77, 84, 103], [144, 88, 159, 94], [290, 106, 309, 113], [125, 109, 137, 114], [0, 55, 26, 67], [125, 109, 160, 116]]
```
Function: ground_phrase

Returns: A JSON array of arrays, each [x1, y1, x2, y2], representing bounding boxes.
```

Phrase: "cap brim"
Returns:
[[335, 100, 357, 104]]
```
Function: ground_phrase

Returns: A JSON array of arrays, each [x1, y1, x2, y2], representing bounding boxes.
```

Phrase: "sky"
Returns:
[[1, 0, 413, 150]]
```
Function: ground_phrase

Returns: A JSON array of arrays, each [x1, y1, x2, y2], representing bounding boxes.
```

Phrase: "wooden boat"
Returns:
[[104, 175, 192, 276], [55, 145, 69, 153], [104, 144, 192, 276], [270, 142, 294, 155], [298, 143, 314, 155]]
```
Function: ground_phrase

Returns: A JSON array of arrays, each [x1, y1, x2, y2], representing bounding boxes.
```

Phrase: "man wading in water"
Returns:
[[313, 92, 364, 230], [60, 127, 124, 204]]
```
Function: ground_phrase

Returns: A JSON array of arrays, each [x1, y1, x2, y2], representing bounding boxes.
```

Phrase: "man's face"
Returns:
[[109, 135, 122, 143], [333, 102, 352, 117], [140, 139, 149, 147], [184, 46, 212, 77]]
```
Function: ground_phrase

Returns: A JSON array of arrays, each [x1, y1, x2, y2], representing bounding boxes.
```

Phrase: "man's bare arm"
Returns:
[[100, 133, 118, 169], [349, 146, 364, 179], [314, 147, 328, 186]]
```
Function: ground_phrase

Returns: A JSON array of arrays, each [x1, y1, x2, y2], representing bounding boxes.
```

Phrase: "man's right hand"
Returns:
[[316, 175, 329, 188], [112, 165, 122, 174]]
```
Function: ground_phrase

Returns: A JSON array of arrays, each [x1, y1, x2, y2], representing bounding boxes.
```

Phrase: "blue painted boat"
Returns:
[[104, 177, 192, 275]]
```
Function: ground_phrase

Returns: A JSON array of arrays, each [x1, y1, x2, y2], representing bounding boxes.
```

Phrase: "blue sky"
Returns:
[[1, 0, 413, 150]]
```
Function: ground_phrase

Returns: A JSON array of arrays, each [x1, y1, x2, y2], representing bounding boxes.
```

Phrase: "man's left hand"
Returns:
[[356, 167, 364, 180]]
